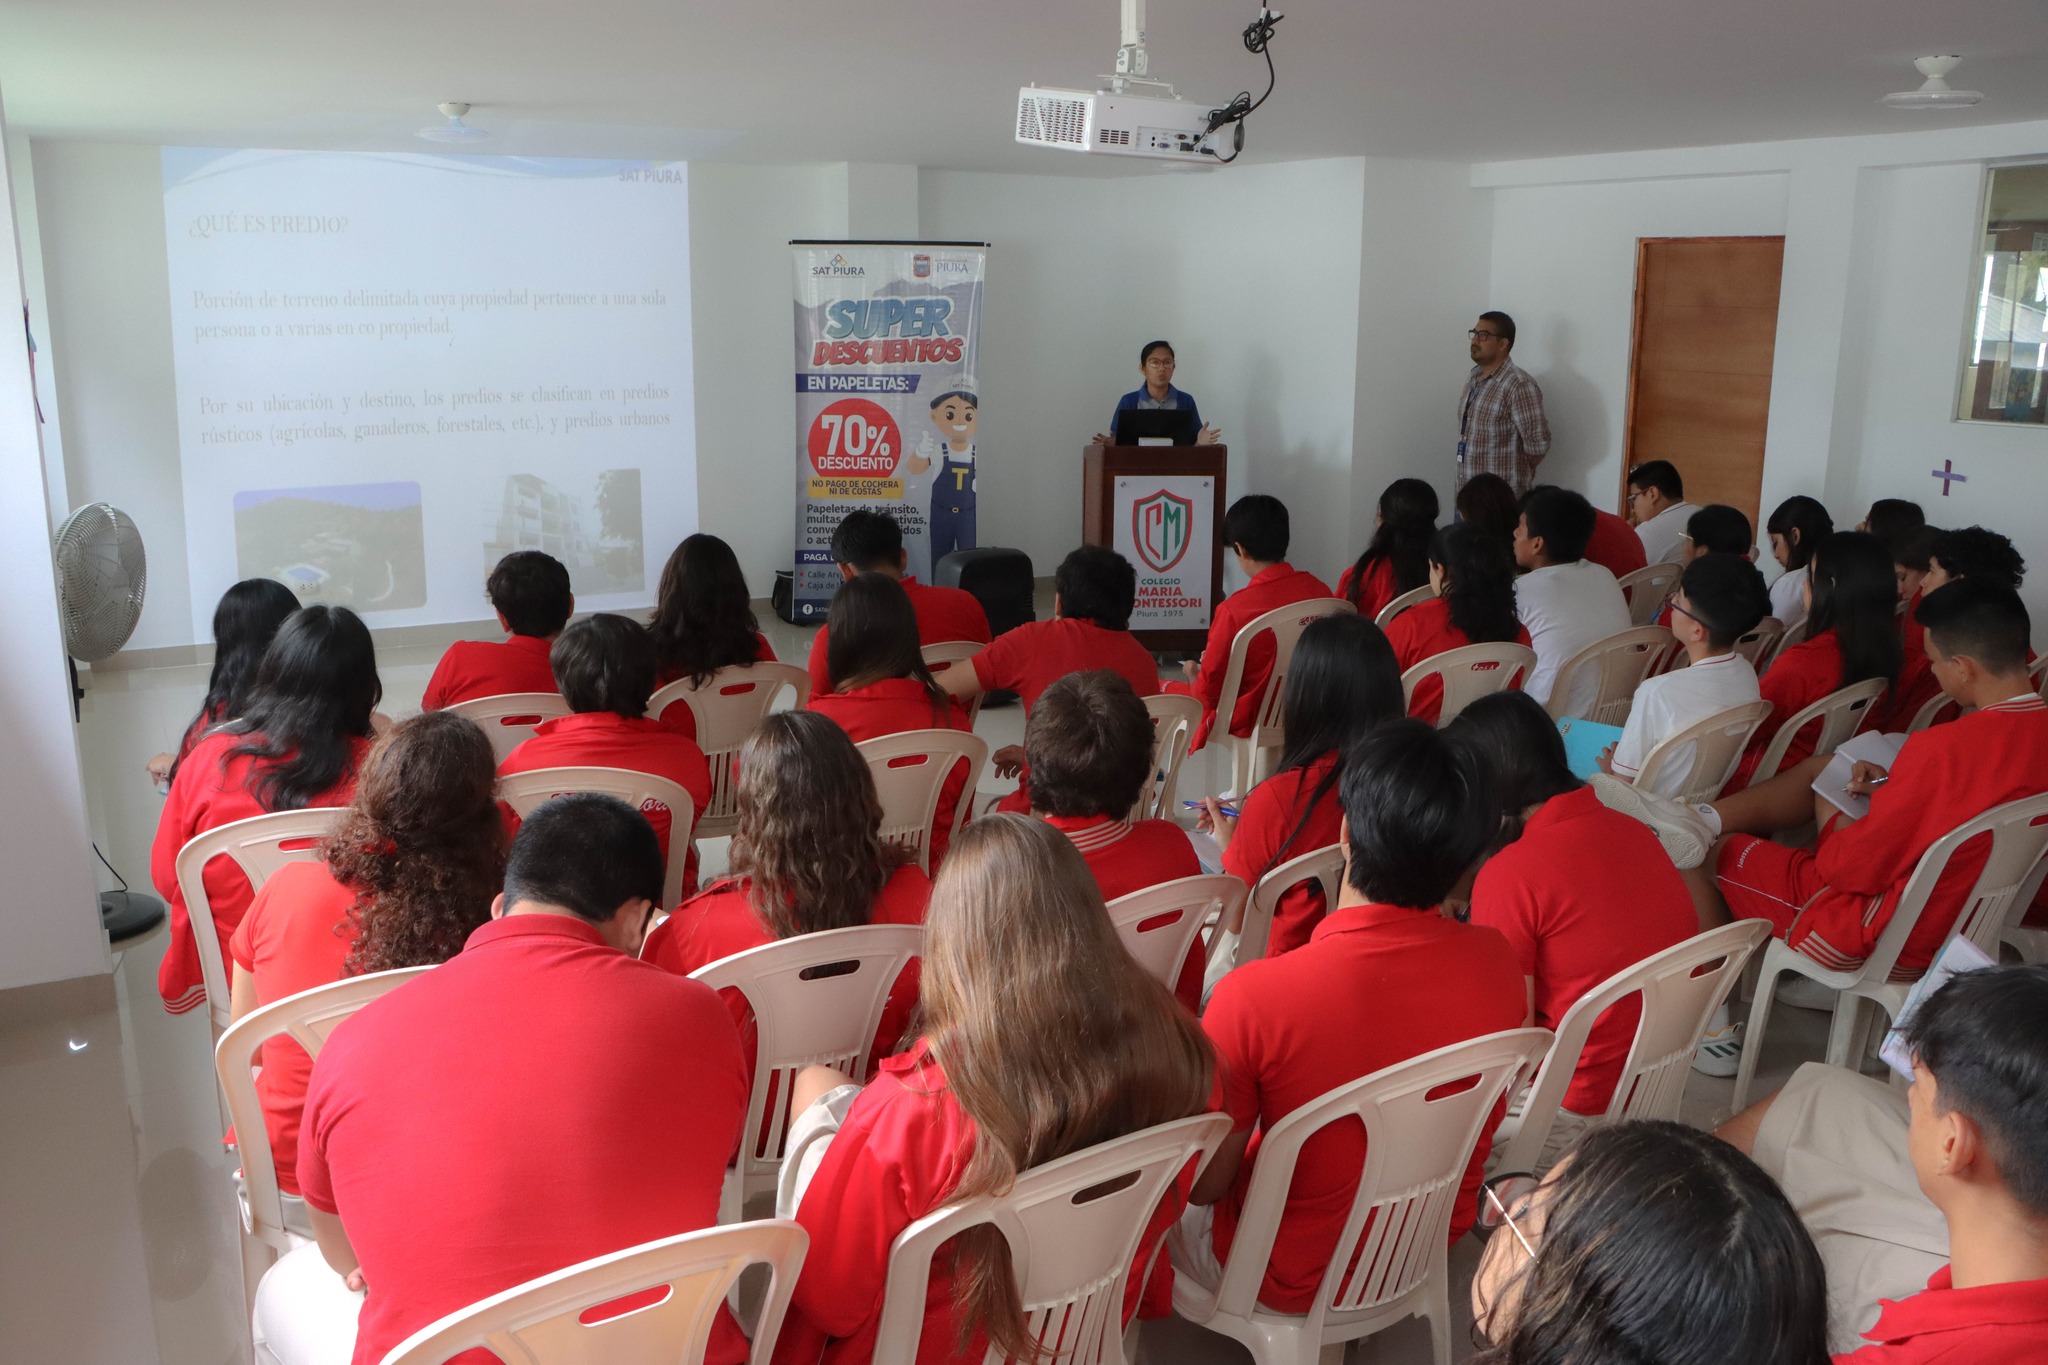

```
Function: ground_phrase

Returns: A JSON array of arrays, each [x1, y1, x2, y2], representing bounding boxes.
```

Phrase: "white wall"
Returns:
[[0, 103, 107, 989]]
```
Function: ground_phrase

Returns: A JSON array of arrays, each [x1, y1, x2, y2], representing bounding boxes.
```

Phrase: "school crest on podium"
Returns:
[[1132, 488, 1194, 574]]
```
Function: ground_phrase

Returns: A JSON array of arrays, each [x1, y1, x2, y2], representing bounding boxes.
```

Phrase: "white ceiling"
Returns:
[[2, 0, 2046, 171]]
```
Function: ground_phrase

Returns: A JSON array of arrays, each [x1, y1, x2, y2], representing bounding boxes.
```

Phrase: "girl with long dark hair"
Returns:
[[1385, 522, 1530, 723], [1456, 472, 1522, 554], [1732, 530, 1901, 787], [226, 710, 503, 1194], [647, 533, 774, 735], [150, 605, 382, 1015], [1202, 613, 1405, 956], [1766, 495, 1835, 634], [1471, 1121, 1830, 1365], [776, 815, 1216, 1363], [148, 578, 300, 788], [643, 710, 929, 1065], [1339, 478, 1440, 619], [811, 573, 975, 866]]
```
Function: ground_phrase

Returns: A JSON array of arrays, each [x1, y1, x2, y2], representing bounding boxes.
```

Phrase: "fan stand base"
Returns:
[[101, 890, 166, 947]]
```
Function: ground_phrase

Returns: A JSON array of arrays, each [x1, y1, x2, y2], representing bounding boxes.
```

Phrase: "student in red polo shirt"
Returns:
[[647, 533, 778, 737], [1718, 966, 2048, 1361], [1730, 531, 1902, 789], [807, 509, 990, 698], [1386, 522, 1531, 724], [499, 613, 711, 898], [1336, 478, 1438, 621], [150, 606, 380, 1016], [940, 544, 1160, 813], [289, 794, 748, 1365], [1449, 691, 1695, 1167], [1876, 525, 2029, 734], [770, 814, 1216, 1365], [809, 573, 976, 867], [1166, 494, 1335, 753], [1608, 581, 2048, 1076], [1024, 670, 1208, 1011], [420, 551, 572, 710], [146, 577, 300, 790], [643, 710, 931, 1069], [1201, 613, 1405, 960], [227, 711, 504, 1197], [1177, 721, 1525, 1314]]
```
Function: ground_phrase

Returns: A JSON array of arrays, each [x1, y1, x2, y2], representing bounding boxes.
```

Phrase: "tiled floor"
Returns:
[[2, 590, 1832, 1365]]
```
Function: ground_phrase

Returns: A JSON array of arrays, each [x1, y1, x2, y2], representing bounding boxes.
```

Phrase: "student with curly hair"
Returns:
[[227, 711, 504, 1197]]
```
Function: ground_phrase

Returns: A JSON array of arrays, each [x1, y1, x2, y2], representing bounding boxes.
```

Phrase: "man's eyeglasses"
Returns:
[[1477, 1171, 1539, 1258], [1468, 329, 1504, 340]]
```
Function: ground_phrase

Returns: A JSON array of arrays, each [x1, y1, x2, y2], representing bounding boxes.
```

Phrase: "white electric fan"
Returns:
[[52, 502, 163, 940]]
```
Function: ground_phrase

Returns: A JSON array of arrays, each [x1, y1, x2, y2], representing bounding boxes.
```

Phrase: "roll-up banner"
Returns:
[[790, 241, 989, 621]]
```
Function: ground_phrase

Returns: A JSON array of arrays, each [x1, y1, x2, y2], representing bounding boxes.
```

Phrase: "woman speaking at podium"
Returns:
[[1095, 339, 1221, 446]]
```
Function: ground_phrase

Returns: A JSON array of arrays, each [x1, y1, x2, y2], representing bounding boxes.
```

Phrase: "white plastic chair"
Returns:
[[1732, 791, 2048, 1110], [1493, 922, 1768, 1173], [1731, 616, 1786, 670], [1629, 699, 1772, 804], [1763, 618, 1809, 669], [1616, 562, 1682, 628], [2033, 654, 2048, 701], [1210, 598, 1356, 795], [1373, 584, 1436, 629], [377, 1221, 809, 1365], [872, 1113, 1232, 1364], [1742, 677, 1887, 788], [1400, 643, 1538, 728], [1908, 690, 1964, 734], [498, 766, 696, 909], [220, 968, 431, 1343], [689, 924, 926, 1211], [1238, 843, 1347, 965], [1106, 875, 1246, 994], [921, 640, 988, 726], [856, 729, 989, 873], [1135, 693, 1201, 821], [443, 692, 572, 763], [648, 661, 810, 839], [177, 808, 347, 1033], [2000, 861, 2048, 965], [1544, 626, 1682, 725], [1173, 1029, 1552, 1365]]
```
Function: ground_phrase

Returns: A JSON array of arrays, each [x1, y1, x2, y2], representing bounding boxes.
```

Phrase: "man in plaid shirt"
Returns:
[[1457, 310, 1550, 494]]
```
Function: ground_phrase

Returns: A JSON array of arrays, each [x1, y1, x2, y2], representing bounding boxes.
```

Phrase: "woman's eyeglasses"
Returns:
[[1477, 1170, 1539, 1258]]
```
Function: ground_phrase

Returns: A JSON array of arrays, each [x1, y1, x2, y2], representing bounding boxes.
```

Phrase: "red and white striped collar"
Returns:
[[1042, 813, 1133, 853], [1985, 694, 2046, 714]]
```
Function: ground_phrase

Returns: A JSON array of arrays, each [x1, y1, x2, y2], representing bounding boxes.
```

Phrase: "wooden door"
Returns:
[[1623, 237, 1784, 535]]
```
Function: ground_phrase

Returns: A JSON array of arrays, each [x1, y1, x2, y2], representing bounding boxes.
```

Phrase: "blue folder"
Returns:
[[1556, 717, 1626, 780]]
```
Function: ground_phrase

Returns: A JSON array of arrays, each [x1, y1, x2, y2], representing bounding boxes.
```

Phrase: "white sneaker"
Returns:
[[1692, 1020, 1744, 1077], [1590, 773, 1713, 869], [1775, 975, 1840, 1012]]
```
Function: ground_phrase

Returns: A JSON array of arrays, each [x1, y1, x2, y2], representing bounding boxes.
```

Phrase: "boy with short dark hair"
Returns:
[[498, 613, 711, 896], [1175, 720, 1526, 1311], [1513, 486, 1633, 714], [1626, 460, 1698, 564], [805, 509, 989, 696], [1026, 670, 1204, 1010], [1606, 553, 1771, 798], [1167, 494, 1333, 752], [422, 550, 573, 709]]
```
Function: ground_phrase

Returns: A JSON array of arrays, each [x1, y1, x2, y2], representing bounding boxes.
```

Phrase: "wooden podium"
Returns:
[[1082, 443, 1227, 652]]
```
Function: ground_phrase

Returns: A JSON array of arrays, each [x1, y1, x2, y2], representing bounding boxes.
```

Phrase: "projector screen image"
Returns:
[[162, 148, 696, 637]]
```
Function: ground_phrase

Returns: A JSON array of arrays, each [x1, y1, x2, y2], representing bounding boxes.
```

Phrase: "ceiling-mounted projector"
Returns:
[[1016, 1, 1282, 164]]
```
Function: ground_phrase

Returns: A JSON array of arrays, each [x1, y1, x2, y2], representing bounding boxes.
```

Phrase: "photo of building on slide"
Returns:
[[483, 469, 645, 595], [234, 481, 428, 610]]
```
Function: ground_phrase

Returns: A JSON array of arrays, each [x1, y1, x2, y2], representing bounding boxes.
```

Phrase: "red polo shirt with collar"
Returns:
[[298, 914, 750, 1365], [810, 679, 976, 868], [1835, 1267, 2048, 1363], [1043, 812, 1206, 1012], [806, 578, 991, 697], [420, 633, 559, 711], [1200, 900, 1525, 1313], [641, 864, 932, 1072], [1170, 562, 1335, 751], [1584, 509, 1649, 582], [227, 860, 359, 1195], [1383, 595, 1533, 725], [1335, 557, 1400, 622], [1222, 754, 1343, 956], [149, 728, 368, 1014], [498, 711, 712, 899], [971, 617, 1162, 815], [1467, 786, 1695, 1115]]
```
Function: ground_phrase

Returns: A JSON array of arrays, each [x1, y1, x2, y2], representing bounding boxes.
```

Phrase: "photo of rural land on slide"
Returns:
[[233, 481, 428, 610]]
